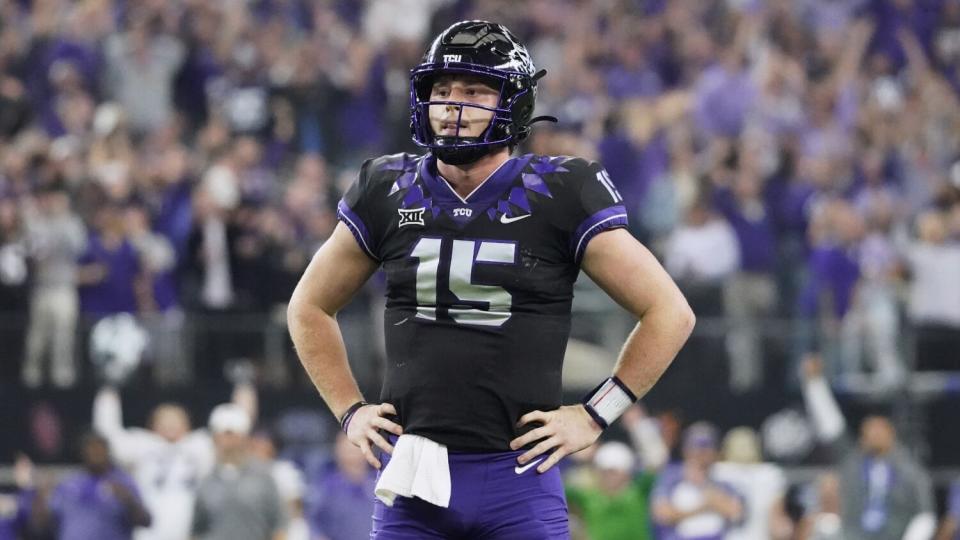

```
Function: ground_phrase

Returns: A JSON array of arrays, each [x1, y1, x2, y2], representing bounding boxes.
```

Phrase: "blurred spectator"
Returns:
[[305, 431, 376, 540], [713, 427, 792, 540], [801, 356, 936, 540], [93, 383, 256, 540], [651, 422, 745, 540], [692, 25, 757, 139], [0, 74, 32, 138], [841, 192, 904, 389], [796, 200, 863, 379], [184, 185, 242, 381], [22, 182, 86, 388], [936, 478, 960, 540], [0, 454, 36, 540], [192, 404, 285, 540], [711, 146, 779, 392], [249, 429, 309, 540], [565, 405, 669, 540], [0, 196, 28, 374], [905, 210, 960, 371], [104, 15, 185, 134], [142, 142, 193, 384], [795, 472, 844, 540], [31, 432, 151, 540], [640, 126, 698, 250], [124, 200, 185, 383], [77, 203, 145, 319], [88, 103, 135, 202], [664, 197, 740, 316]]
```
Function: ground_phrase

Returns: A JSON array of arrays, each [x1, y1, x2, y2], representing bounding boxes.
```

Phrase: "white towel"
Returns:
[[374, 434, 451, 508]]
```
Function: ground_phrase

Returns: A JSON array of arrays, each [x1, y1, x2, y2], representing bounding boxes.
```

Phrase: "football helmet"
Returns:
[[89, 313, 148, 386], [410, 20, 554, 165]]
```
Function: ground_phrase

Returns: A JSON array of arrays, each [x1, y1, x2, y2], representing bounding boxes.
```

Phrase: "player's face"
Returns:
[[598, 468, 631, 494], [860, 416, 895, 455], [151, 405, 190, 442], [428, 75, 500, 139], [249, 434, 277, 460], [82, 436, 111, 472], [213, 431, 247, 455], [683, 445, 717, 470]]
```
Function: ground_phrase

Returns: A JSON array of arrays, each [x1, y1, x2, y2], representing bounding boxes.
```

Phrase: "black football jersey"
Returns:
[[337, 152, 628, 451]]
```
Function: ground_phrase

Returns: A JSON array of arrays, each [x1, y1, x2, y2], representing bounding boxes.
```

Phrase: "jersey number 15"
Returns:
[[410, 237, 516, 327]]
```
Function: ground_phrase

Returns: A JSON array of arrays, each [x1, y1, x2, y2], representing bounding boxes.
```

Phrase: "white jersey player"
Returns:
[[93, 384, 256, 540]]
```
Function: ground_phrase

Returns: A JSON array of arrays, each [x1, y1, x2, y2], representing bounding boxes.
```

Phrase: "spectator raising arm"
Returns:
[[622, 404, 669, 472], [92, 386, 158, 466], [935, 481, 960, 540], [801, 355, 846, 444], [108, 479, 152, 528]]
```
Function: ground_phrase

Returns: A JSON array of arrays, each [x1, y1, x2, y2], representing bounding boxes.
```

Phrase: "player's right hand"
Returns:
[[345, 403, 403, 469]]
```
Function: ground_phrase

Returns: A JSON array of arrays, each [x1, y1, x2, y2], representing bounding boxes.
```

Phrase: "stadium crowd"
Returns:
[[3, 0, 960, 538]]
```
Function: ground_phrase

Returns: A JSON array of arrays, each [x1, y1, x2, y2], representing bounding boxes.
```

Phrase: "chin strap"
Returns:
[[527, 70, 558, 127], [529, 115, 558, 125]]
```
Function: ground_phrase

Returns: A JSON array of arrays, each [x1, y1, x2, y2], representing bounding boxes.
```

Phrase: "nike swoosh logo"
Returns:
[[500, 214, 531, 224], [514, 458, 544, 475]]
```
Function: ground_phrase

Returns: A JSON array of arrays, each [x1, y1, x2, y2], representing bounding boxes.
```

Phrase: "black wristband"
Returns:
[[339, 401, 368, 434]]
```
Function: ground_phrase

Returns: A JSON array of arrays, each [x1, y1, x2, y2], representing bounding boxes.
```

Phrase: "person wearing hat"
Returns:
[[713, 427, 792, 540], [801, 356, 935, 540], [651, 422, 744, 540], [565, 441, 654, 540], [93, 379, 256, 540], [191, 404, 286, 540], [565, 404, 668, 540]]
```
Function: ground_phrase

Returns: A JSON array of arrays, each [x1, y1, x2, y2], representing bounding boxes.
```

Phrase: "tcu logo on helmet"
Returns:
[[443, 54, 462, 62]]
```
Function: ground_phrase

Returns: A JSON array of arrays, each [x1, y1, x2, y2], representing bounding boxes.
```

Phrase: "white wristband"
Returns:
[[583, 376, 637, 429]]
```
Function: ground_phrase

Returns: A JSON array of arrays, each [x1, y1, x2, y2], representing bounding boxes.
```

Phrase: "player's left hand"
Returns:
[[509, 404, 603, 473]]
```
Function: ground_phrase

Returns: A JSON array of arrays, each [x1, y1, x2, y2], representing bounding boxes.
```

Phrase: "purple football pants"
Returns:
[[370, 446, 569, 539]]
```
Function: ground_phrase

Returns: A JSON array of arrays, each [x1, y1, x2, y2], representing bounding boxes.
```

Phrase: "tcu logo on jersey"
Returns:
[[398, 207, 426, 228], [443, 54, 462, 62], [453, 208, 473, 217]]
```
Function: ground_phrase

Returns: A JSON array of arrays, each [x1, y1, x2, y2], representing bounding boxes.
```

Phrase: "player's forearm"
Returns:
[[93, 387, 125, 438], [626, 415, 668, 471], [124, 499, 152, 527], [613, 302, 695, 399], [710, 493, 744, 521], [288, 300, 364, 420], [802, 375, 846, 443], [653, 501, 706, 525], [231, 382, 258, 425]]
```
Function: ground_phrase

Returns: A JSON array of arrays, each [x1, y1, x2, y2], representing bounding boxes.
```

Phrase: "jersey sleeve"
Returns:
[[184, 430, 216, 478], [565, 160, 629, 265], [336, 158, 381, 261]]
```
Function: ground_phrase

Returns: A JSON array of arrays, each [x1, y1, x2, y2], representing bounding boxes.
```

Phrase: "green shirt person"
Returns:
[[566, 441, 658, 540]]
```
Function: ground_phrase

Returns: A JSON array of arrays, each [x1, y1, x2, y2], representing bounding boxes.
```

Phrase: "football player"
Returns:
[[288, 20, 695, 539], [92, 381, 257, 540]]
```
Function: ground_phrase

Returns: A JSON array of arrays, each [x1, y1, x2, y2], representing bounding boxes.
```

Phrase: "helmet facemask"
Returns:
[[410, 64, 534, 165], [409, 21, 554, 165]]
